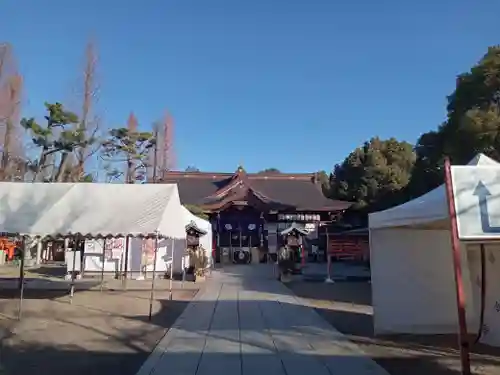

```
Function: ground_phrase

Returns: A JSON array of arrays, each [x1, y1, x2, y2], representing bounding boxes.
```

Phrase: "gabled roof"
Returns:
[[185, 220, 207, 236], [280, 222, 309, 236], [160, 168, 352, 212]]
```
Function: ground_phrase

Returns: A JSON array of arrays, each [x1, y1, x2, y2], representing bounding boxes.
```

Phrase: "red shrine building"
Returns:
[[161, 167, 352, 264]]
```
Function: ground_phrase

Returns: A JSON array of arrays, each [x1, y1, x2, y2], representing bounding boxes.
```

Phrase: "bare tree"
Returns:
[[162, 112, 175, 172], [0, 43, 24, 181], [65, 40, 100, 182], [149, 111, 176, 180]]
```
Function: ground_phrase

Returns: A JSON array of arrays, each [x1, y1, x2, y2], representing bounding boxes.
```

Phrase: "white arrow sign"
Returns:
[[452, 166, 500, 239]]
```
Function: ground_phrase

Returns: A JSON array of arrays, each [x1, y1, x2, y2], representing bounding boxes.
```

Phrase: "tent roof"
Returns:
[[0, 182, 186, 239], [0, 182, 75, 236], [369, 153, 499, 229]]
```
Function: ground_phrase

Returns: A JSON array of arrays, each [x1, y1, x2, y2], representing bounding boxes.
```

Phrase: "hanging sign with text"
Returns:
[[451, 166, 500, 240]]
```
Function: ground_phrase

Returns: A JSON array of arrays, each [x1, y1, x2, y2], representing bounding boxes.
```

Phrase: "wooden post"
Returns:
[[80, 238, 86, 278], [100, 239, 106, 292], [18, 236, 26, 320], [122, 236, 130, 290], [169, 237, 174, 300], [69, 237, 78, 304], [325, 229, 334, 283], [148, 233, 159, 321], [444, 157, 471, 375]]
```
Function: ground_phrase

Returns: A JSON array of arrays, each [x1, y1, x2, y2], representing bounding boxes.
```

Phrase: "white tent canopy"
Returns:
[[79, 205, 212, 278], [0, 182, 75, 235], [368, 154, 499, 341], [0, 182, 186, 239]]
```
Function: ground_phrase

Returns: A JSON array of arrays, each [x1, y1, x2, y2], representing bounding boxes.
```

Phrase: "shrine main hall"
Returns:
[[161, 167, 351, 264]]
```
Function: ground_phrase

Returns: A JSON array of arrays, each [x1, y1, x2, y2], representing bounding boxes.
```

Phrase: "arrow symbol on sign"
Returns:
[[473, 181, 500, 233]]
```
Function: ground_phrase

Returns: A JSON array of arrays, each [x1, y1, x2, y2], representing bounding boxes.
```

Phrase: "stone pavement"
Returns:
[[136, 265, 389, 375]]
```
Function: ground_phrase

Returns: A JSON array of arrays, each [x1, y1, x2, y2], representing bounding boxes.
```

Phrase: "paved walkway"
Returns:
[[136, 265, 389, 375]]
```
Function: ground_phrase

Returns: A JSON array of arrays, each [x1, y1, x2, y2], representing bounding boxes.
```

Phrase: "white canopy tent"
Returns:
[[0, 182, 75, 236], [368, 154, 498, 339], [82, 204, 212, 278], [31, 183, 186, 239], [0, 182, 186, 239], [0, 182, 188, 318]]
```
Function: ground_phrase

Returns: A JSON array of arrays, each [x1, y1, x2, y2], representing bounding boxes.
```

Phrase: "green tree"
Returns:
[[257, 168, 281, 174], [21, 102, 93, 182], [314, 170, 331, 196], [329, 137, 415, 211], [185, 165, 200, 172], [101, 127, 156, 183], [185, 204, 208, 220], [409, 46, 500, 197]]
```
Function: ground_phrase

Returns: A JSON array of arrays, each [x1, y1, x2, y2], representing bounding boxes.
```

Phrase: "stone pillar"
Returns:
[[251, 247, 260, 264]]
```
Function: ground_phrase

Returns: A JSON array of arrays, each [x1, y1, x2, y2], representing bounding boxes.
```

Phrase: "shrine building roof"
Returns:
[[159, 167, 352, 212]]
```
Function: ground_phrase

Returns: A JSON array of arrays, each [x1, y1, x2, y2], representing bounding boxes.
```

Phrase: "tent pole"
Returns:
[[100, 238, 106, 292], [18, 236, 26, 320], [122, 236, 130, 290], [80, 238, 86, 278], [148, 233, 159, 321], [69, 236, 78, 304], [169, 237, 174, 300], [444, 157, 471, 375]]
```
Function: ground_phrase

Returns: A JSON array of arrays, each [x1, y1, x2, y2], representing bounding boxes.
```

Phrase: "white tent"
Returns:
[[0, 182, 75, 235], [368, 154, 498, 338], [31, 183, 186, 239], [82, 204, 212, 278], [0, 182, 186, 239], [0, 182, 188, 318]]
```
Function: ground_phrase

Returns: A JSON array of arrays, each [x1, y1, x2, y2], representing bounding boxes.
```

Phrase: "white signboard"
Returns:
[[452, 166, 500, 240]]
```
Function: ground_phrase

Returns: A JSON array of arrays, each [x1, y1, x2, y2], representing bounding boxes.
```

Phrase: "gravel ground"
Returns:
[[287, 281, 500, 375], [0, 278, 199, 375]]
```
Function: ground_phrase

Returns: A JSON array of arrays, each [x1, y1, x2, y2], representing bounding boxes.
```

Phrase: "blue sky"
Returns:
[[1, 0, 499, 173]]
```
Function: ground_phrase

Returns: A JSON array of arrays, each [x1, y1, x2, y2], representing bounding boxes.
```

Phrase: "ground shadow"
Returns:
[[0, 287, 196, 375], [1, 265, 499, 375], [26, 264, 66, 278], [287, 279, 372, 305], [2, 295, 500, 375], [0, 278, 100, 299], [285, 281, 500, 375], [2, 345, 499, 375]]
